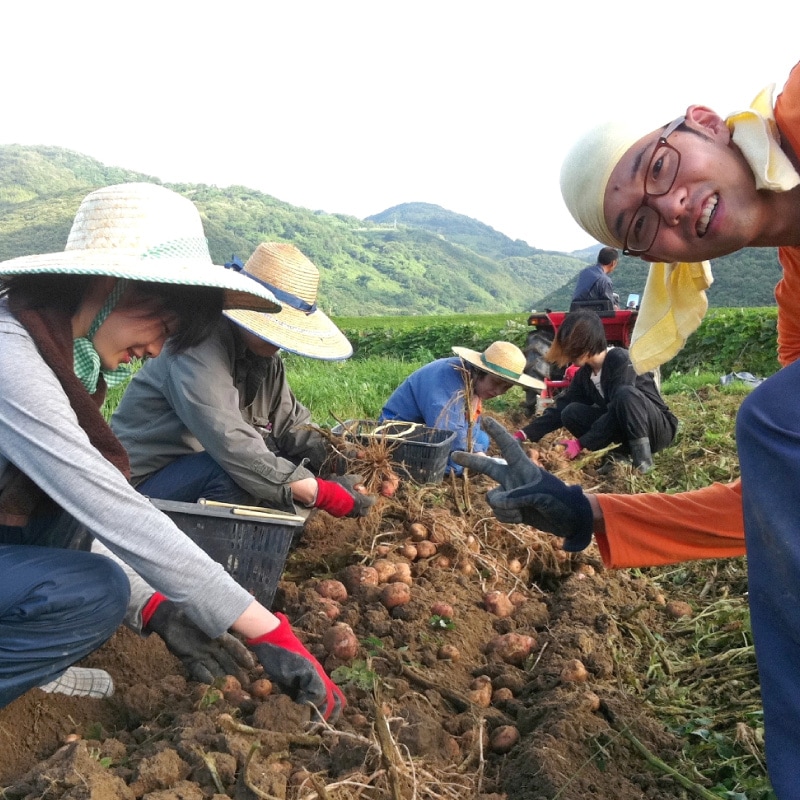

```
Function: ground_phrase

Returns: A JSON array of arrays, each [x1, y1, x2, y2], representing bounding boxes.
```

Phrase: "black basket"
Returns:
[[150, 498, 304, 609], [332, 419, 456, 484]]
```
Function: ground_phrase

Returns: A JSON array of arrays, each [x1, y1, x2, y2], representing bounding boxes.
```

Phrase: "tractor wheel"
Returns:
[[523, 331, 554, 415]]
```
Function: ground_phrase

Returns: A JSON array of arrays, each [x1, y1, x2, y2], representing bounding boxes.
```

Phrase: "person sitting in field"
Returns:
[[515, 310, 677, 472], [379, 341, 543, 475], [454, 60, 800, 796], [0, 183, 344, 720], [571, 245, 620, 309], [111, 241, 376, 520]]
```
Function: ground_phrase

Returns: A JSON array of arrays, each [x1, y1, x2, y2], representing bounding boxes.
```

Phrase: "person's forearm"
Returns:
[[231, 600, 280, 639], [290, 476, 319, 506]]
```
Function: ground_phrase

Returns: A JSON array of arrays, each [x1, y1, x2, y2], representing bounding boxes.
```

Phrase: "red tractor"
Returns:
[[522, 301, 639, 415]]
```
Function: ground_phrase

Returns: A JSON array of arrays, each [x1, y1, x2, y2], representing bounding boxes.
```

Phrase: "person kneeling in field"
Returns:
[[379, 341, 544, 475], [111, 241, 376, 520], [0, 184, 344, 720], [515, 309, 677, 473], [455, 59, 800, 797]]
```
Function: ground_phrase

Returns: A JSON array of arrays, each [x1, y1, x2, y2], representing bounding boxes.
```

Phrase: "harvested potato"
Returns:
[[381, 582, 411, 609], [490, 725, 520, 754], [316, 579, 348, 602], [250, 678, 273, 700], [415, 540, 438, 559], [437, 644, 460, 661], [408, 522, 428, 541], [389, 562, 413, 585], [400, 543, 418, 561], [341, 565, 379, 594], [322, 623, 359, 661], [468, 675, 493, 707], [431, 601, 454, 618], [483, 591, 514, 618], [665, 600, 693, 619], [560, 658, 589, 683], [372, 558, 398, 583], [485, 633, 536, 665]]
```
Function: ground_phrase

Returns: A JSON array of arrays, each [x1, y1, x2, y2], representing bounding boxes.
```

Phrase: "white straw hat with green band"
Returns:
[[0, 183, 281, 314], [452, 341, 544, 390]]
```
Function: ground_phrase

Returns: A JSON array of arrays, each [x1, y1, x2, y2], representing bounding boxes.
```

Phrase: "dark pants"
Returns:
[[737, 359, 800, 799], [137, 452, 253, 504], [560, 385, 675, 453], [0, 527, 129, 707]]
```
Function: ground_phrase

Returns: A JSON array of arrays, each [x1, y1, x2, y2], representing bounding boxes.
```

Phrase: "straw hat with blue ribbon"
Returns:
[[0, 183, 281, 314], [452, 341, 544, 390], [224, 242, 353, 361]]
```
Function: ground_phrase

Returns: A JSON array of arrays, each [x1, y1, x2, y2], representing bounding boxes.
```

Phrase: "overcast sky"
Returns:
[[2, 2, 798, 253]]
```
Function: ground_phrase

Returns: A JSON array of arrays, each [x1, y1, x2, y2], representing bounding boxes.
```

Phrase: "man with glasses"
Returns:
[[454, 61, 800, 797]]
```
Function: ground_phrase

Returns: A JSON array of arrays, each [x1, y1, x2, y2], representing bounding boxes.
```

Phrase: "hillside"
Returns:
[[0, 146, 583, 316], [0, 145, 781, 314]]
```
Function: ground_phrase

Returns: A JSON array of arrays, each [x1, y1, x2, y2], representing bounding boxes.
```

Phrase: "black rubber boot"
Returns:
[[629, 438, 654, 473]]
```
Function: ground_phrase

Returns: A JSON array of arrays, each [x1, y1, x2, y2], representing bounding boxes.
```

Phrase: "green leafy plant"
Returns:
[[429, 615, 456, 630], [330, 659, 379, 692]]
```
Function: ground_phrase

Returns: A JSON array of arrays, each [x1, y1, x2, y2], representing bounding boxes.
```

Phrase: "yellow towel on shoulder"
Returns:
[[629, 261, 713, 374], [629, 84, 800, 375]]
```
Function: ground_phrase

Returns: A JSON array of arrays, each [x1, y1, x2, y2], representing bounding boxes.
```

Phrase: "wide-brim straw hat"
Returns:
[[0, 183, 280, 313], [224, 242, 352, 361], [452, 341, 544, 390]]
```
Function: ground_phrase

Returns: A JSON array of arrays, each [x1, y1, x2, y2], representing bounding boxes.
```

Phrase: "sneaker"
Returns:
[[39, 667, 115, 699]]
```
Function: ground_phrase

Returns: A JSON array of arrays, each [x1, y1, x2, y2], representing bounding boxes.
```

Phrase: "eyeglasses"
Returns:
[[622, 116, 686, 255]]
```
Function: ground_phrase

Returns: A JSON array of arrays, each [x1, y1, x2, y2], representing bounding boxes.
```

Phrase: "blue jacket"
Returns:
[[572, 263, 615, 306], [379, 357, 490, 474]]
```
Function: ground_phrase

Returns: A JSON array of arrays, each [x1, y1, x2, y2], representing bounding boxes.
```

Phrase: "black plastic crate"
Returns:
[[150, 498, 304, 609], [332, 419, 456, 484]]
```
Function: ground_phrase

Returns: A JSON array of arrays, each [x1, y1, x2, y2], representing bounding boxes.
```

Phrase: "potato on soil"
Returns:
[[415, 540, 438, 559], [341, 565, 379, 593], [316, 579, 348, 602], [492, 687, 514, 704], [250, 678, 273, 700], [322, 623, 359, 661], [407, 522, 428, 541], [560, 658, 589, 683], [431, 601, 454, 618], [490, 725, 520, 754], [437, 644, 460, 661], [400, 542, 418, 561], [484, 591, 514, 618], [389, 562, 413, 585], [371, 558, 398, 583], [381, 582, 411, 609], [468, 675, 493, 707], [665, 600, 693, 619], [485, 633, 536, 665], [314, 596, 342, 620]]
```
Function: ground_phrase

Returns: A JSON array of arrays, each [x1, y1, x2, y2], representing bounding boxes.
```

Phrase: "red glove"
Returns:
[[559, 439, 582, 460], [513, 430, 526, 442], [314, 476, 375, 518], [248, 613, 345, 721]]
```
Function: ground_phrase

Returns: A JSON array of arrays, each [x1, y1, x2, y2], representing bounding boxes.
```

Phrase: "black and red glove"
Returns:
[[314, 475, 376, 518], [248, 613, 345, 721], [142, 593, 256, 684]]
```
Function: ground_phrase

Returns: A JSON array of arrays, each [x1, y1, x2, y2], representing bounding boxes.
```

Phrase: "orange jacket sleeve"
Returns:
[[593, 480, 745, 568]]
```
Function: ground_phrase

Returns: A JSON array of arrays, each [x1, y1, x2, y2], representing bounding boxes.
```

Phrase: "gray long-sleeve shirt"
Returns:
[[110, 318, 326, 512], [0, 301, 254, 639]]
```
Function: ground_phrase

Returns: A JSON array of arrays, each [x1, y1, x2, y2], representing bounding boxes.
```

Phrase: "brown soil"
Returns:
[[0, 417, 737, 800]]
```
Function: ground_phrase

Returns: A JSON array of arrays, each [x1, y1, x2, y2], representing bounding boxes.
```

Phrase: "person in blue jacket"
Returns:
[[379, 341, 543, 474]]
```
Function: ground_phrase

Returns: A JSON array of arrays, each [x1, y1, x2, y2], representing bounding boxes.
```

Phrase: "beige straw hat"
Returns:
[[224, 242, 352, 361], [451, 341, 544, 390], [0, 183, 280, 313]]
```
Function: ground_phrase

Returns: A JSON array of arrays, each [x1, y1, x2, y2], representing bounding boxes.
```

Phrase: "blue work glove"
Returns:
[[248, 613, 346, 722], [450, 417, 594, 552]]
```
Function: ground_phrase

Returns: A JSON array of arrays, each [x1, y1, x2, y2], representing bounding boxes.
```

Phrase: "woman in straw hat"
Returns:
[[111, 241, 376, 517], [0, 184, 345, 720], [515, 310, 677, 473], [379, 341, 544, 475]]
